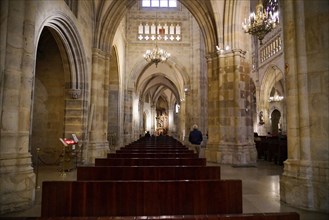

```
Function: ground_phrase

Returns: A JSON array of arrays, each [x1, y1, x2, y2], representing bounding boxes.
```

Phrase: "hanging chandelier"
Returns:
[[269, 90, 284, 102], [144, 44, 171, 67], [144, 12, 170, 67], [242, 0, 279, 45]]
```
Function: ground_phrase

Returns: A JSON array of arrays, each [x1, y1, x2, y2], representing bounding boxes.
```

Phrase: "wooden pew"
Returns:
[[123, 145, 188, 149], [32, 212, 300, 219], [257, 136, 287, 165], [95, 157, 207, 166], [107, 152, 198, 158], [77, 166, 221, 180], [41, 179, 242, 217], [117, 149, 193, 153]]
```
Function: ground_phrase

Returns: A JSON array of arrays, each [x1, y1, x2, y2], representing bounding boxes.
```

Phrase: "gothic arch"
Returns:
[[131, 58, 190, 104], [179, 0, 218, 53], [96, 0, 218, 55], [97, 0, 136, 52], [139, 74, 180, 103], [258, 65, 285, 133], [260, 65, 284, 107], [36, 13, 88, 93], [34, 13, 89, 140]]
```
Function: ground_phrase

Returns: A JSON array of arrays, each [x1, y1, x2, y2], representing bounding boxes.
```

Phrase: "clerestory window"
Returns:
[[142, 0, 177, 8]]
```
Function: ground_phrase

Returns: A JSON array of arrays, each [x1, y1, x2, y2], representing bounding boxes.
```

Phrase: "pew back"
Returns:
[[77, 166, 221, 180], [107, 153, 197, 158], [117, 149, 193, 153], [15, 212, 300, 220], [95, 158, 207, 166], [41, 180, 242, 217]]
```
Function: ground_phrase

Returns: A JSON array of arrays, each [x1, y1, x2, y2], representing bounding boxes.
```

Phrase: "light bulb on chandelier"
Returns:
[[242, 0, 279, 45]]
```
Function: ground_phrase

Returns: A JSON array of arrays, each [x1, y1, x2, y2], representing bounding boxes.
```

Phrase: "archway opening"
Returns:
[[271, 109, 281, 136], [108, 46, 120, 148], [31, 27, 65, 165]]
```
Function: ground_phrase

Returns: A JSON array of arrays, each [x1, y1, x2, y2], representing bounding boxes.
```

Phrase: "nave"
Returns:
[[0, 137, 328, 220]]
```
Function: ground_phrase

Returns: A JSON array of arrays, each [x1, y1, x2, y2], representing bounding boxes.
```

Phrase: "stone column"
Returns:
[[86, 48, 109, 163], [206, 50, 257, 166], [108, 84, 119, 148], [168, 108, 174, 135], [138, 98, 144, 136], [179, 100, 186, 143], [150, 104, 156, 135], [0, 1, 35, 214], [123, 89, 133, 144], [280, 0, 329, 212], [205, 52, 221, 162]]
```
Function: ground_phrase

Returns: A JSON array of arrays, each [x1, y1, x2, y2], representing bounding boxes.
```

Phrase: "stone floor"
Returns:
[[1, 160, 328, 220]]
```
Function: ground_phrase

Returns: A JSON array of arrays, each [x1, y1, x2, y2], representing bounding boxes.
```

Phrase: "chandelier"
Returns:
[[144, 44, 170, 67], [144, 13, 170, 67], [269, 90, 284, 102], [242, 0, 279, 45]]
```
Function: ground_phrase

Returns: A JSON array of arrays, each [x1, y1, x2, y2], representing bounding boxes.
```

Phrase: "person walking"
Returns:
[[188, 124, 203, 157]]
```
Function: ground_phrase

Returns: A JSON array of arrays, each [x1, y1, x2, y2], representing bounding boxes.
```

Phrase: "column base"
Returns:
[[0, 153, 35, 215], [280, 159, 329, 213], [205, 142, 257, 166], [85, 141, 109, 164]]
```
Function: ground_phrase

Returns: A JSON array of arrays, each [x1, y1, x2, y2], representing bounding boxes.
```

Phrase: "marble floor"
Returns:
[[1, 160, 328, 220]]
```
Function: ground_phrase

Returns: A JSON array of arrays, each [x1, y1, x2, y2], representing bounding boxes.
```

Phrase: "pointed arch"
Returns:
[[34, 13, 89, 141], [260, 65, 284, 107], [96, 0, 218, 55], [37, 13, 88, 92]]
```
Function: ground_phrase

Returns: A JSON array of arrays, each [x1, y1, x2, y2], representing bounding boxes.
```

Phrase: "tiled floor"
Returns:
[[1, 160, 328, 220]]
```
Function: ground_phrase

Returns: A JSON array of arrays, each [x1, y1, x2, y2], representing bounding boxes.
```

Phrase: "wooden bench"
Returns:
[[117, 149, 193, 153], [123, 146, 188, 149], [41, 179, 242, 217], [256, 136, 287, 165], [127, 143, 186, 147], [107, 152, 198, 158], [130, 137, 183, 144], [95, 157, 207, 166], [77, 166, 221, 180], [31, 212, 300, 219]]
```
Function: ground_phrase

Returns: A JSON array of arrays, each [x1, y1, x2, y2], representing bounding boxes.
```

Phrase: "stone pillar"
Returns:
[[280, 0, 329, 212], [64, 92, 84, 139], [205, 53, 221, 162], [86, 49, 109, 163], [150, 104, 156, 135], [138, 98, 144, 136], [123, 89, 133, 144], [108, 84, 119, 147], [168, 108, 174, 135], [206, 50, 257, 166], [0, 1, 35, 214], [179, 100, 186, 143]]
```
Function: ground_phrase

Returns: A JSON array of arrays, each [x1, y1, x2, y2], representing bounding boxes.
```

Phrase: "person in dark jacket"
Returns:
[[188, 124, 203, 156], [145, 131, 151, 138]]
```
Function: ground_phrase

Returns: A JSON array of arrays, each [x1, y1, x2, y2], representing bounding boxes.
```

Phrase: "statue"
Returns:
[[259, 111, 265, 125]]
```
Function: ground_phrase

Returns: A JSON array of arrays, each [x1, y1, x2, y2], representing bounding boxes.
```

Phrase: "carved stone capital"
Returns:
[[68, 89, 81, 99]]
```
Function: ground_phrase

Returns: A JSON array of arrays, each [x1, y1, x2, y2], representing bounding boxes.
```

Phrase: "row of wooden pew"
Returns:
[[41, 135, 299, 220], [255, 135, 287, 165]]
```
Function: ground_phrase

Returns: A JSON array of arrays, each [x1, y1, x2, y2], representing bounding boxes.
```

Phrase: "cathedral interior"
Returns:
[[0, 0, 328, 218]]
